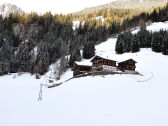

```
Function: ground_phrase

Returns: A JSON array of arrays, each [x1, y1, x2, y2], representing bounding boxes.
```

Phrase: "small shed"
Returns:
[[117, 59, 137, 71], [72, 61, 92, 76]]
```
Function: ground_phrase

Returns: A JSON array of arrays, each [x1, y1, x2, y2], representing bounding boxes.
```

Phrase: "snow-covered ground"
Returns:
[[132, 21, 168, 34], [0, 21, 168, 126], [73, 16, 105, 30], [73, 20, 80, 30]]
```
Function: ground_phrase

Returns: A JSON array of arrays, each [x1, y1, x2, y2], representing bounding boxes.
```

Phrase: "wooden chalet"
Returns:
[[72, 62, 92, 76], [91, 56, 117, 71], [91, 56, 117, 67], [117, 59, 137, 71], [72, 56, 138, 77]]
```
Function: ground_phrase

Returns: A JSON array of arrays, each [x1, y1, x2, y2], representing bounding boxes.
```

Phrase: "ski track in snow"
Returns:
[[0, 21, 168, 126]]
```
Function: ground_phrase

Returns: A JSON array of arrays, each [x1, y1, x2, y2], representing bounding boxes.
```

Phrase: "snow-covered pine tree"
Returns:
[[123, 31, 132, 52], [152, 32, 163, 52], [82, 42, 95, 59], [162, 33, 168, 55], [131, 34, 140, 53], [115, 33, 124, 54]]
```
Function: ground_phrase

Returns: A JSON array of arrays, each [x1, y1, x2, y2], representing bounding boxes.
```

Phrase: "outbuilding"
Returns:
[[117, 59, 137, 71], [72, 61, 92, 76]]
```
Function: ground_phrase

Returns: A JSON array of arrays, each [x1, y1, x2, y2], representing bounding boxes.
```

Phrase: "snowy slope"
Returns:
[[132, 21, 168, 34], [0, 21, 168, 126]]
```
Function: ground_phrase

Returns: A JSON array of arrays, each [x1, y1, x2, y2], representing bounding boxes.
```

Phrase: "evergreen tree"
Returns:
[[162, 35, 168, 55], [69, 48, 81, 67], [137, 30, 152, 48], [69, 54, 75, 67], [75, 48, 82, 61], [123, 31, 133, 52], [0, 59, 10, 75], [58, 56, 68, 78], [152, 33, 162, 52], [122, 18, 128, 31], [83, 42, 95, 59], [145, 31, 153, 48], [131, 35, 140, 53], [115, 34, 124, 54]]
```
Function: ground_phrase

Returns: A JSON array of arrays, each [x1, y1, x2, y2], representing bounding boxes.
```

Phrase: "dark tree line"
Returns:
[[0, 12, 74, 75], [115, 30, 168, 55], [0, 12, 97, 75]]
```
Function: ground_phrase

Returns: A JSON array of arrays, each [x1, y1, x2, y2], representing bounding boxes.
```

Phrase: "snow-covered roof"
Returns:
[[118, 59, 137, 64], [91, 55, 117, 62], [75, 60, 92, 66], [92, 55, 135, 63], [75, 55, 137, 67]]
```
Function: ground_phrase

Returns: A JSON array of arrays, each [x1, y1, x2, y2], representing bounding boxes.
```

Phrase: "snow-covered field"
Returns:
[[0, 21, 168, 126], [132, 21, 168, 34]]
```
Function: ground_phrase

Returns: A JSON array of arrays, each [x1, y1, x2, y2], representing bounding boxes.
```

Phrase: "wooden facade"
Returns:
[[72, 63, 92, 76], [91, 56, 117, 67], [72, 56, 137, 76], [117, 59, 137, 71]]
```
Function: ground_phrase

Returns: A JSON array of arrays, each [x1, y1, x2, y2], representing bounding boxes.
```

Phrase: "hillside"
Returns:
[[0, 3, 24, 17], [0, 21, 168, 126], [72, 0, 167, 17]]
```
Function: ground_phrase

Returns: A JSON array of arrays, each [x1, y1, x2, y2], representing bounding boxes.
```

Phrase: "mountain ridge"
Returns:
[[0, 3, 24, 17], [72, 0, 167, 17]]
